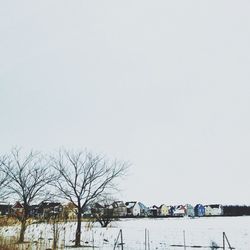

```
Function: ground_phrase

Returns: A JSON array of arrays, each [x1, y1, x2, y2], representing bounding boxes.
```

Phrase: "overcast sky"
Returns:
[[1, 1, 250, 206]]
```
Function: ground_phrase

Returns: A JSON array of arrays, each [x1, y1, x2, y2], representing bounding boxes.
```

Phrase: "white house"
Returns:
[[112, 201, 127, 217], [125, 201, 141, 216], [204, 204, 223, 216], [173, 205, 186, 216]]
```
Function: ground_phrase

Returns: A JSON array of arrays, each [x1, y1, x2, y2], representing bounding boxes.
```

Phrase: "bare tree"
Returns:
[[91, 197, 116, 228], [0, 148, 54, 243], [51, 149, 128, 247]]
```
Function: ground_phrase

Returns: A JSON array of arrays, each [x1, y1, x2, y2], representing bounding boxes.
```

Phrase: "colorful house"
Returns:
[[125, 201, 141, 216], [11, 202, 24, 217], [173, 205, 186, 216], [168, 206, 175, 216], [204, 204, 223, 216], [138, 202, 150, 216], [159, 204, 169, 216], [185, 204, 194, 217], [63, 202, 77, 220], [194, 204, 205, 217]]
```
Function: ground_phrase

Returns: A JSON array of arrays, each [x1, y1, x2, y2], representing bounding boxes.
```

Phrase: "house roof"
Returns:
[[39, 201, 62, 209], [175, 205, 185, 209], [138, 202, 149, 210], [125, 201, 137, 208], [65, 202, 77, 209], [209, 204, 221, 208], [112, 201, 126, 207], [0, 204, 11, 210], [195, 204, 204, 208], [149, 206, 158, 210], [28, 205, 39, 210], [0, 201, 9, 205], [152, 205, 159, 209], [159, 204, 167, 209], [94, 203, 105, 209], [12, 202, 23, 209]]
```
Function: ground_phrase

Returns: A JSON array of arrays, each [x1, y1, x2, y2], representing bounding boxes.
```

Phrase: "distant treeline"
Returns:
[[223, 205, 250, 216]]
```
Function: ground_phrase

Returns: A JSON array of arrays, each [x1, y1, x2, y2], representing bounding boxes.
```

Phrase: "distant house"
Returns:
[[185, 204, 194, 217], [204, 204, 223, 216], [91, 203, 105, 216], [28, 205, 40, 217], [91, 202, 114, 219], [149, 205, 160, 217], [82, 204, 93, 217], [138, 202, 150, 216], [112, 201, 127, 217], [125, 201, 141, 216], [159, 204, 169, 216], [194, 204, 205, 217], [37, 201, 63, 219], [0, 202, 11, 216], [173, 205, 186, 216], [63, 202, 77, 220], [11, 202, 24, 217], [168, 206, 175, 216]]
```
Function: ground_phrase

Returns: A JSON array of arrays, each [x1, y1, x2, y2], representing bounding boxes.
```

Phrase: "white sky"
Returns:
[[1, 1, 250, 206]]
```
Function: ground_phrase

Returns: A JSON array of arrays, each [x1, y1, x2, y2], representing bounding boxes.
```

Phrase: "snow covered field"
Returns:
[[0, 216, 249, 249]]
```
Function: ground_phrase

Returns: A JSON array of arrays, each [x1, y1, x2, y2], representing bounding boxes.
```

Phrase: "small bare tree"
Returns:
[[51, 149, 128, 247], [92, 206, 114, 228], [91, 197, 116, 228], [0, 148, 54, 243]]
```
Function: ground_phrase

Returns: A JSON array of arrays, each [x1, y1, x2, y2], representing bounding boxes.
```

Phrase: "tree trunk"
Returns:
[[19, 219, 26, 243], [75, 210, 82, 247], [53, 221, 59, 250]]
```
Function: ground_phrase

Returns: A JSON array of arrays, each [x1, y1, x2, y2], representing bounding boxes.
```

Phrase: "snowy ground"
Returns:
[[0, 216, 249, 249]]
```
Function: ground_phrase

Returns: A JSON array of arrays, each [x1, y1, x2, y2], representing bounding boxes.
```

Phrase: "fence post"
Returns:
[[92, 230, 95, 250], [120, 229, 124, 250], [147, 229, 150, 250], [223, 232, 233, 250], [223, 232, 225, 250], [114, 229, 123, 250], [183, 230, 186, 250], [113, 230, 120, 250]]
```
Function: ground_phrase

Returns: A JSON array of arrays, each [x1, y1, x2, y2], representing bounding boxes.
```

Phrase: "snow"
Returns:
[[0, 216, 249, 249]]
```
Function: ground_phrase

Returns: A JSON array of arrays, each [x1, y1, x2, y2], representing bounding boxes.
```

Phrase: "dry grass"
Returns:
[[0, 236, 42, 250], [0, 216, 95, 249], [0, 236, 19, 250], [0, 216, 19, 227]]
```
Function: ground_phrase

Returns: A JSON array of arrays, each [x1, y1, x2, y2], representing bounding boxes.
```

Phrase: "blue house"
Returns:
[[194, 204, 205, 217], [138, 202, 150, 216], [168, 206, 175, 216]]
